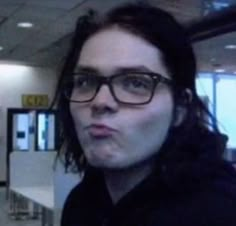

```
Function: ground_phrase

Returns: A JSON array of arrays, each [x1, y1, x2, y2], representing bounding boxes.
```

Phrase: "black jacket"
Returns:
[[61, 130, 236, 226]]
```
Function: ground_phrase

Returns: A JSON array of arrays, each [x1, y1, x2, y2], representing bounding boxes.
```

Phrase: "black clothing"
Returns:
[[61, 129, 236, 226]]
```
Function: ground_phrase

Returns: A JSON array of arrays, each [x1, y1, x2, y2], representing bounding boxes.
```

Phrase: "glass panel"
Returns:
[[37, 113, 56, 151], [203, 0, 231, 15], [12, 113, 30, 151], [216, 74, 236, 148], [196, 73, 214, 114], [196, 73, 214, 127]]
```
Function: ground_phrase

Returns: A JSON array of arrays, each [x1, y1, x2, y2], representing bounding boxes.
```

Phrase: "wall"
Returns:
[[0, 62, 58, 182]]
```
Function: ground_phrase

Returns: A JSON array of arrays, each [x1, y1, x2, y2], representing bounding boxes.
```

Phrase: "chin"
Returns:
[[87, 158, 139, 172], [84, 147, 121, 167], [86, 157, 125, 170], [87, 159, 116, 168]]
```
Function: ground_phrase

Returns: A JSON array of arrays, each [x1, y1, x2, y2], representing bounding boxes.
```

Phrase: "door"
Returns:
[[6, 108, 58, 194]]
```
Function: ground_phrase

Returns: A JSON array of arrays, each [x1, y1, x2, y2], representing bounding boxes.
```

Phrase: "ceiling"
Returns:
[[0, 0, 236, 74]]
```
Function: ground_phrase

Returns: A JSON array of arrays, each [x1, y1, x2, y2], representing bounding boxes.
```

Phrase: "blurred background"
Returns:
[[0, 0, 235, 226]]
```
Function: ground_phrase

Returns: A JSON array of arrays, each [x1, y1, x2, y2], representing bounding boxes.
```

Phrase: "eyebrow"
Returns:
[[75, 65, 155, 75], [116, 66, 155, 74], [74, 66, 99, 74]]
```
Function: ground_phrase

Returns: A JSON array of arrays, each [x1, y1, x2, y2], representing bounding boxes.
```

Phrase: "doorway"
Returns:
[[6, 108, 59, 194]]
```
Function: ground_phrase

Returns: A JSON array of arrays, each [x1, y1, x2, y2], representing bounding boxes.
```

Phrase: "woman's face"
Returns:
[[70, 27, 174, 170]]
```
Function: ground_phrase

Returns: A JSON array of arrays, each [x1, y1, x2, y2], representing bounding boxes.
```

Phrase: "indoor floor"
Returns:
[[0, 187, 41, 226]]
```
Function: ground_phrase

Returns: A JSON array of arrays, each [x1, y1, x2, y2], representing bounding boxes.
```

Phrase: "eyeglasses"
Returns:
[[62, 71, 171, 105]]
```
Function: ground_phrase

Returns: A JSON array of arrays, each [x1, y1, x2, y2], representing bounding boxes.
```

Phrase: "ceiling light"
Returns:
[[0, 46, 3, 51], [215, 69, 225, 73], [210, 58, 216, 62], [225, 45, 236, 49], [17, 22, 34, 28]]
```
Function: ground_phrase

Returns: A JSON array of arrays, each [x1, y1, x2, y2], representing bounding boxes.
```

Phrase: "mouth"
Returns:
[[86, 124, 116, 138]]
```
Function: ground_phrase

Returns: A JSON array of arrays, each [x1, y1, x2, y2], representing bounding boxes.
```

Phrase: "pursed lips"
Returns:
[[86, 123, 117, 137]]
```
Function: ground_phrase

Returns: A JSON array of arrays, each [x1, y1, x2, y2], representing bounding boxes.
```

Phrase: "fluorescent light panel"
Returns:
[[215, 69, 225, 73], [225, 45, 236, 49], [17, 22, 34, 28]]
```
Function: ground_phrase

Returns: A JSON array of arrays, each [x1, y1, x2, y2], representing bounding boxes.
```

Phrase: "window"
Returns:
[[203, 0, 230, 15], [197, 73, 236, 149], [216, 74, 236, 148], [196, 73, 214, 114]]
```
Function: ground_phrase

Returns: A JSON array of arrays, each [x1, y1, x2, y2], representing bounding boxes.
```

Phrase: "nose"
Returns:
[[91, 85, 118, 114]]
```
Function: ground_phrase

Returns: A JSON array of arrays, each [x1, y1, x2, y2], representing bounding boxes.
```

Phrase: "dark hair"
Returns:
[[56, 3, 225, 172]]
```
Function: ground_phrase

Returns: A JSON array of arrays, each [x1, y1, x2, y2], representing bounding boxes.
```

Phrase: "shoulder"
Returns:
[[62, 168, 103, 209], [147, 163, 236, 226], [144, 186, 236, 226], [63, 181, 83, 206], [183, 160, 236, 224], [60, 182, 83, 226], [182, 178, 236, 226], [61, 169, 107, 226]]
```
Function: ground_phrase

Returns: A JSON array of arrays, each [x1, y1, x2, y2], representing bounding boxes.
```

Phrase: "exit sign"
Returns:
[[22, 94, 49, 108]]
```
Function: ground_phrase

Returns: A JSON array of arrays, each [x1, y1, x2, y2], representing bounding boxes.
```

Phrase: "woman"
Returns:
[[57, 3, 236, 226]]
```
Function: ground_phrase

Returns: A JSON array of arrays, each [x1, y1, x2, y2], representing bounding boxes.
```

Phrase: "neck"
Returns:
[[103, 161, 154, 204]]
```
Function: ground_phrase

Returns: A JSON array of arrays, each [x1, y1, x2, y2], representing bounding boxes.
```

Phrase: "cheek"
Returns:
[[70, 104, 91, 152], [69, 103, 84, 133], [137, 106, 173, 142], [142, 101, 173, 131], [123, 94, 174, 151], [135, 92, 173, 131]]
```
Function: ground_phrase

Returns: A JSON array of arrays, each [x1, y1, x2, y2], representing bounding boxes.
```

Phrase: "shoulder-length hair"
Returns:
[[55, 3, 225, 172]]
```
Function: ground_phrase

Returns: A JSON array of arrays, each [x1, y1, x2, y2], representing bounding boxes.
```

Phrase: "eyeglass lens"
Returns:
[[65, 73, 156, 104]]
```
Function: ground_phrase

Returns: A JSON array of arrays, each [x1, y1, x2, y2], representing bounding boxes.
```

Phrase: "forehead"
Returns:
[[77, 27, 169, 76]]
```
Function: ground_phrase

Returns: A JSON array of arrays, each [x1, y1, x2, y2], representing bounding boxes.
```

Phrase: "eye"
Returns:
[[122, 75, 152, 91], [73, 74, 96, 89], [74, 75, 88, 87]]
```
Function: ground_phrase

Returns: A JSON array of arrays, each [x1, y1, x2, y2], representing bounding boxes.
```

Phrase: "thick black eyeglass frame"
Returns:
[[63, 71, 172, 105]]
